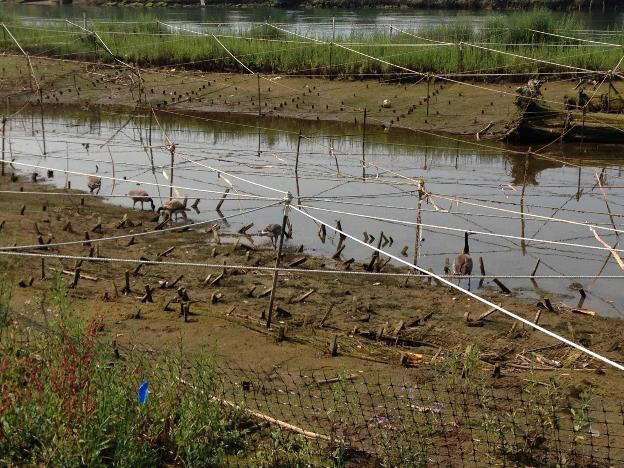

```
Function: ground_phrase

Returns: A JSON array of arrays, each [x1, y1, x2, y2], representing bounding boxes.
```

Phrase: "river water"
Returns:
[[5, 107, 624, 317], [6, 4, 624, 37]]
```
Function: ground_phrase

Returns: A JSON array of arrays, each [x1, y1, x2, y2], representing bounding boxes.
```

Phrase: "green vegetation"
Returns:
[[0, 9, 622, 77]]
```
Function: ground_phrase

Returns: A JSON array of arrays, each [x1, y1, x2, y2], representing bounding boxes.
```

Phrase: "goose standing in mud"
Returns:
[[261, 223, 291, 249], [157, 197, 189, 222], [128, 189, 155, 211], [86, 165, 102, 194], [453, 232, 473, 290]]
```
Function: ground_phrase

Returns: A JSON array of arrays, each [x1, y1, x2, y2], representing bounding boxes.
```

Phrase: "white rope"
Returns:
[[529, 29, 624, 49], [2, 249, 623, 280], [296, 204, 624, 254], [428, 193, 624, 236], [290, 205, 624, 372], [0, 201, 281, 251], [462, 42, 601, 74]]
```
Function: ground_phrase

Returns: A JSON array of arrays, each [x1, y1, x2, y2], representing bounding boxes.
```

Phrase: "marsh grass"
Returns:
[[0, 9, 622, 77], [0, 276, 248, 466]]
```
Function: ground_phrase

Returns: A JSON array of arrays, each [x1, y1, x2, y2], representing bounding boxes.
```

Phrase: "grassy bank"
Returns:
[[0, 10, 622, 76]]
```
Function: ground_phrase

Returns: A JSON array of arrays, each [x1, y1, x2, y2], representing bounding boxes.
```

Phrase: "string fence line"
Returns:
[[296, 204, 624, 254], [290, 204, 624, 372], [426, 192, 624, 235], [1, 249, 624, 281]]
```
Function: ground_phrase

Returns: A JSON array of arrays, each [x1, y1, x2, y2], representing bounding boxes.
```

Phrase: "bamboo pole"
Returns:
[[168, 144, 175, 200], [265, 195, 291, 329], [520, 148, 530, 255], [295, 130, 302, 204], [413, 180, 424, 269], [257, 73, 261, 116], [361, 108, 366, 181], [1, 116, 5, 177], [38, 88, 46, 155], [329, 17, 335, 81]]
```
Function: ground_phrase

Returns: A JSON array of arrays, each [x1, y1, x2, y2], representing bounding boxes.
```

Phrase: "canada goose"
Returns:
[[86, 166, 101, 194], [157, 197, 189, 222], [261, 223, 291, 249], [128, 189, 155, 211], [453, 232, 473, 290]]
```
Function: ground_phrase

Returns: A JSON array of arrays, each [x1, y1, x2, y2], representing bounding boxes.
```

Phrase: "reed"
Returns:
[[0, 9, 622, 77]]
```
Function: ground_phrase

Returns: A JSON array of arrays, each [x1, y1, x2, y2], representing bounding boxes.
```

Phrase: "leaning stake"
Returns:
[[266, 193, 292, 329]]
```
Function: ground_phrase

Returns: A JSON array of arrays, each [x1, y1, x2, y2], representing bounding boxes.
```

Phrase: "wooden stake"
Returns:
[[121, 270, 131, 295], [520, 149, 530, 256], [257, 73, 261, 116], [168, 143, 175, 200], [38, 88, 46, 155], [1, 116, 5, 177], [530, 258, 541, 277], [361, 108, 367, 180], [329, 335, 338, 356], [413, 180, 423, 269], [319, 304, 334, 328], [69, 268, 81, 289], [216, 188, 230, 212], [40, 258, 45, 279], [295, 130, 302, 203], [493, 278, 511, 294], [265, 203, 289, 328], [478, 256, 485, 287], [141, 285, 154, 303]]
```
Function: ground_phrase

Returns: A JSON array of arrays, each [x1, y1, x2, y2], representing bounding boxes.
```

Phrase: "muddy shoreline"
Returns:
[[0, 54, 599, 142], [1, 169, 624, 397]]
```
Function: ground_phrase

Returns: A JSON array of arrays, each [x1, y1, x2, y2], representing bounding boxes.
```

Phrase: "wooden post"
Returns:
[[257, 73, 261, 116], [520, 149, 530, 255], [576, 166, 582, 201], [413, 179, 424, 270], [265, 194, 291, 329], [168, 143, 175, 200], [216, 187, 230, 212], [1, 116, 5, 176], [41, 258, 45, 279], [458, 41, 464, 73], [361, 108, 367, 181], [295, 130, 302, 203], [329, 17, 335, 80], [148, 109, 154, 169], [530, 258, 541, 277], [69, 268, 81, 289], [38, 88, 46, 155]]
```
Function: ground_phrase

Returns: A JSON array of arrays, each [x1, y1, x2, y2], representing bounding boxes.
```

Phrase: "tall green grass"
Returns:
[[0, 9, 622, 77]]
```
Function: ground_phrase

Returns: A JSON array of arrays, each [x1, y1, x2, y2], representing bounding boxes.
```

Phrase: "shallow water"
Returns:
[[5, 4, 624, 37], [4, 107, 624, 316]]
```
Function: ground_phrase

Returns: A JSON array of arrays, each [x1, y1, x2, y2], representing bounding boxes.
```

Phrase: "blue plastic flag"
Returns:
[[138, 380, 149, 405]]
